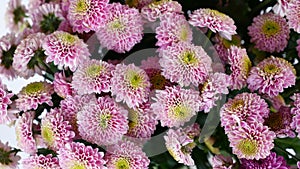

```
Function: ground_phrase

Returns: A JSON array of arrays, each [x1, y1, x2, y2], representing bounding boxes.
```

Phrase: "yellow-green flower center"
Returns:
[[230, 99, 244, 110], [0, 148, 12, 165], [59, 33, 77, 45], [128, 109, 139, 129], [126, 70, 145, 89], [41, 125, 55, 145], [242, 56, 252, 76], [99, 113, 111, 129], [170, 104, 191, 120], [115, 158, 130, 169], [179, 27, 189, 42], [263, 64, 280, 74], [75, 0, 88, 14], [262, 20, 280, 37], [86, 64, 104, 78], [23, 82, 44, 96], [71, 162, 86, 169], [237, 139, 258, 156], [109, 19, 125, 32], [180, 142, 196, 154], [150, 72, 167, 90], [181, 51, 198, 65]]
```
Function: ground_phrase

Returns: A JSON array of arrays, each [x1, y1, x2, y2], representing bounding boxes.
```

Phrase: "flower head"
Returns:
[[247, 56, 296, 97], [140, 56, 161, 70], [141, 0, 183, 22], [77, 96, 128, 146], [211, 155, 234, 169], [0, 141, 20, 169], [67, 0, 109, 33], [53, 72, 74, 98], [297, 39, 300, 58], [105, 140, 150, 169], [155, 13, 192, 49], [220, 93, 269, 133], [240, 152, 289, 169], [151, 86, 200, 127], [159, 42, 212, 87], [0, 81, 14, 124], [15, 111, 37, 155], [5, 0, 28, 33], [286, 0, 300, 33], [248, 13, 290, 53], [30, 3, 64, 33], [41, 109, 75, 151], [22, 154, 61, 169], [72, 59, 115, 95], [13, 32, 46, 79], [228, 46, 252, 90], [291, 93, 300, 138], [96, 3, 143, 53], [228, 121, 276, 160], [43, 31, 90, 71], [189, 8, 237, 40], [273, 0, 290, 17], [16, 81, 54, 111], [111, 63, 151, 108]]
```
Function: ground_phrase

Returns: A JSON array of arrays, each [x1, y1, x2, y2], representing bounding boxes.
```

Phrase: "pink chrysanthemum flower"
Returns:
[[126, 0, 152, 9], [247, 56, 296, 97], [264, 106, 295, 138], [72, 59, 115, 95], [145, 68, 174, 91], [141, 0, 183, 22], [0, 81, 14, 124], [220, 93, 269, 133], [22, 154, 61, 169], [30, 3, 64, 33], [199, 73, 230, 113], [105, 140, 150, 169], [297, 39, 300, 58], [151, 86, 200, 127], [228, 46, 252, 90], [15, 81, 54, 111], [248, 13, 290, 53], [41, 109, 75, 151], [77, 96, 128, 146], [67, 0, 109, 33], [0, 33, 19, 79], [111, 63, 151, 108], [298, 161, 300, 169], [0, 141, 20, 169], [291, 93, 300, 138], [126, 101, 157, 139], [140, 56, 161, 70], [286, 0, 300, 33], [15, 111, 36, 155], [164, 125, 199, 166], [58, 142, 106, 169], [43, 31, 90, 72], [240, 152, 289, 169], [189, 8, 237, 40], [53, 72, 74, 98], [13, 32, 46, 79], [273, 0, 290, 17], [228, 121, 276, 160], [5, 0, 28, 33], [211, 155, 234, 169], [60, 94, 95, 138], [96, 3, 143, 53], [159, 42, 212, 87], [155, 13, 192, 49]]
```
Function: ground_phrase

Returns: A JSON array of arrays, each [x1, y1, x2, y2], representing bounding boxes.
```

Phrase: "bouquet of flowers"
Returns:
[[1, 0, 300, 168]]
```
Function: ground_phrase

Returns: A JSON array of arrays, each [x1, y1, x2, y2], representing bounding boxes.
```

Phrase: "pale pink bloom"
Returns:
[[286, 0, 300, 33], [211, 155, 234, 169], [297, 39, 300, 58], [247, 56, 296, 97], [41, 109, 75, 151], [140, 56, 161, 70], [151, 86, 200, 127], [72, 59, 115, 95], [0, 141, 21, 169], [228, 46, 252, 90], [96, 3, 143, 53], [16, 81, 54, 111], [189, 8, 237, 40], [0, 81, 14, 124], [228, 121, 276, 160], [15, 111, 37, 155], [22, 154, 61, 169], [5, 0, 28, 33], [273, 0, 290, 17], [291, 93, 300, 138], [13, 32, 46, 79], [43, 31, 90, 72], [111, 63, 151, 108], [159, 42, 212, 87], [30, 3, 64, 33], [53, 72, 74, 98], [141, 0, 183, 22], [155, 13, 192, 49], [77, 96, 128, 146], [248, 13, 290, 53], [105, 140, 150, 169], [67, 0, 109, 33]]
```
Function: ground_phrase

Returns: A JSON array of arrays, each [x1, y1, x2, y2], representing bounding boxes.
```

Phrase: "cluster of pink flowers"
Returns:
[[2, 0, 300, 168]]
